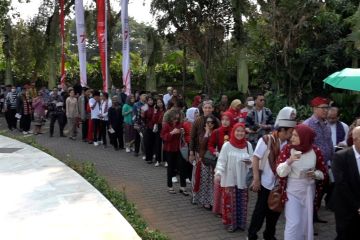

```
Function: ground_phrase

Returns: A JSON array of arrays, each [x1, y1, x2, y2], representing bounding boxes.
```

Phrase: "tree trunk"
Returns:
[[145, 29, 157, 92], [146, 66, 156, 92], [237, 47, 249, 94], [3, 18, 12, 85], [182, 46, 187, 94], [47, 6, 60, 89]]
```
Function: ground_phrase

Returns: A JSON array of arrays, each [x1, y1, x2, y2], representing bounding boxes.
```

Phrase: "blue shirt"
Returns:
[[303, 115, 333, 165]]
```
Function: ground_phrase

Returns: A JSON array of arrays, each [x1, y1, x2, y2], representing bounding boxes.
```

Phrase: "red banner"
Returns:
[[60, 0, 66, 89], [96, 0, 108, 92]]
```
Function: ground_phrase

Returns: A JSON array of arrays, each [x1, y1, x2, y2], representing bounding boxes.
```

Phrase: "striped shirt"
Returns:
[[5, 92, 18, 109]]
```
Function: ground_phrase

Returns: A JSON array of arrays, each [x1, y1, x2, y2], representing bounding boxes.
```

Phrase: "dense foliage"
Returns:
[[0, 0, 360, 115]]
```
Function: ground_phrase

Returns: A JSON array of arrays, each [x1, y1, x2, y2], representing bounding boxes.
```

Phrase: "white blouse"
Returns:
[[276, 149, 324, 180], [215, 141, 253, 189]]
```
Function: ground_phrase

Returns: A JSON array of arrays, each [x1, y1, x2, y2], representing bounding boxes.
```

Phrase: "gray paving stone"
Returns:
[[0, 117, 337, 240]]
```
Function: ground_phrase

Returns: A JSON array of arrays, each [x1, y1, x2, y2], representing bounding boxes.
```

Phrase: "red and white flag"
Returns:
[[75, 0, 87, 87], [97, 0, 108, 92], [59, 0, 66, 89], [121, 0, 131, 95]]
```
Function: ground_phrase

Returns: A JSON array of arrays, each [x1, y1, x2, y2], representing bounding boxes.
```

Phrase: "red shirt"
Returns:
[[208, 127, 231, 155], [144, 107, 155, 129], [183, 121, 192, 144], [161, 122, 183, 152], [152, 109, 165, 125], [227, 107, 241, 123]]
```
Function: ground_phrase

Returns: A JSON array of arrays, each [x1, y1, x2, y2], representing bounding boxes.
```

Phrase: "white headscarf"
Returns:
[[275, 106, 297, 128], [186, 107, 199, 123]]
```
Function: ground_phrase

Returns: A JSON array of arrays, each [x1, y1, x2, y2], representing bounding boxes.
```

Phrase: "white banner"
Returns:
[[75, 0, 87, 87], [121, 0, 131, 95]]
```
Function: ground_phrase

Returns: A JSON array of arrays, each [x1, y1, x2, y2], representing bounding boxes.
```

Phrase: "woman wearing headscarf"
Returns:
[[276, 124, 328, 240], [189, 100, 220, 209], [192, 95, 201, 108], [183, 107, 200, 181], [208, 111, 235, 216], [248, 106, 297, 240], [214, 123, 253, 232], [32, 90, 46, 135], [227, 99, 243, 123]]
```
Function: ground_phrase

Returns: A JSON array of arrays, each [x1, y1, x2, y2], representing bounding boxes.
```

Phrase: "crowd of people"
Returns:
[[1, 83, 360, 240]]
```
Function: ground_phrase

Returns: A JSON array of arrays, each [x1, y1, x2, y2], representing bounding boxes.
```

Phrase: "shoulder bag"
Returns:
[[203, 130, 219, 168], [268, 178, 285, 212], [180, 131, 189, 161]]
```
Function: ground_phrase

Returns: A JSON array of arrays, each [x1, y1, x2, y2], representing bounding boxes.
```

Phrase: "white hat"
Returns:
[[275, 107, 297, 128]]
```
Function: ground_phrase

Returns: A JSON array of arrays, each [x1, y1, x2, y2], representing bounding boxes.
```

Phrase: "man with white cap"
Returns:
[[248, 106, 297, 240]]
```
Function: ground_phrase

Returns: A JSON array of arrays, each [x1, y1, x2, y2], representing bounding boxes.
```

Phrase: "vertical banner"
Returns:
[[75, 0, 87, 87], [96, 0, 108, 92], [121, 0, 131, 95], [60, 0, 66, 89]]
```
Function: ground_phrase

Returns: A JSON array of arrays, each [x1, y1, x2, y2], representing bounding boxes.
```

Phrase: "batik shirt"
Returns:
[[303, 115, 334, 165]]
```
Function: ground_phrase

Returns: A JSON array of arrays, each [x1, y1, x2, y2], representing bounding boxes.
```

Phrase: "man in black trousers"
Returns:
[[332, 126, 360, 240]]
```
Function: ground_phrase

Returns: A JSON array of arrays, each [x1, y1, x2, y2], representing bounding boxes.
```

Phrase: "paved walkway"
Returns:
[[0, 135, 140, 240], [0, 117, 337, 240]]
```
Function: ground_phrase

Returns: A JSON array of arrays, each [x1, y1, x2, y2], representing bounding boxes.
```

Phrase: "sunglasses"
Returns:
[[315, 106, 330, 110], [206, 121, 214, 124]]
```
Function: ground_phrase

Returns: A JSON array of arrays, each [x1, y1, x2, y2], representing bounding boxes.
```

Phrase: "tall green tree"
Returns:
[[151, 0, 232, 95]]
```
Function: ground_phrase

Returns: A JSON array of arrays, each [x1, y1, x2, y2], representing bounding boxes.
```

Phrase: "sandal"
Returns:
[[179, 189, 189, 196], [168, 188, 176, 194], [203, 204, 212, 210], [227, 226, 236, 233]]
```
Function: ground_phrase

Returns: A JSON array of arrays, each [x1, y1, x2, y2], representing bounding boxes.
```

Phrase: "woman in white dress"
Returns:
[[276, 124, 328, 240], [214, 123, 253, 232]]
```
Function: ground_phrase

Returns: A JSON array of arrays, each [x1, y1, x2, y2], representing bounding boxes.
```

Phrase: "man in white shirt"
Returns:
[[327, 107, 349, 148], [163, 86, 173, 109], [99, 92, 112, 148], [332, 126, 360, 240], [89, 90, 101, 146], [248, 107, 297, 240]]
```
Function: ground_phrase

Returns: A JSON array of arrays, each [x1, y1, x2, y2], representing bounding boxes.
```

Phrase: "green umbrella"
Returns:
[[323, 68, 360, 91]]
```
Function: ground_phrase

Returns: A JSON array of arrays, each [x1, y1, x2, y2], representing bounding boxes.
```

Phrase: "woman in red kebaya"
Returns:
[[227, 99, 243, 123], [142, 96, 156, 164], [161, 109, 189, 195]]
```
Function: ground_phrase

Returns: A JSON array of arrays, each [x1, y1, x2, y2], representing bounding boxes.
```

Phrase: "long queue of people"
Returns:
[[1, 84, 360, 240]]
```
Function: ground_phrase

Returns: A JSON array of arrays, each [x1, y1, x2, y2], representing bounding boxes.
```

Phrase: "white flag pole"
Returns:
[[121, 0, 131, 95], [75, 0, 87, 87]]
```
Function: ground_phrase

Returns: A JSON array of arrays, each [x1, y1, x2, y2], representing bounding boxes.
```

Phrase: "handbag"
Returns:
[[268, 179, 284, 212], [203, 150, 217, 168], [203, 130, 220, 168], [180, 132, 189, 160]]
